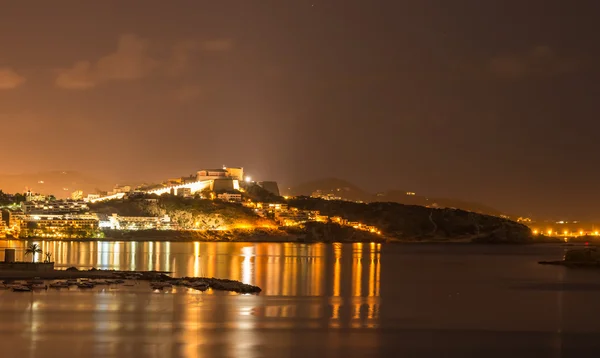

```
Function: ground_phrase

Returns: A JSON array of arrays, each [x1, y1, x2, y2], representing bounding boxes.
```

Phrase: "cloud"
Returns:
[[166, 38, 234, 76], [56, 34, 159, 89], [489, 45, 578, 79], [0, 67, 26, 89], [173, 84, 204, 103], [167, 40, 199, 76], [201, 39, 234, 52]]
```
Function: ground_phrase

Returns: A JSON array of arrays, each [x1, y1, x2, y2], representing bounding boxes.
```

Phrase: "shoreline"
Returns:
[[1, 235, 584, 245], [0, 268, 262, 293]]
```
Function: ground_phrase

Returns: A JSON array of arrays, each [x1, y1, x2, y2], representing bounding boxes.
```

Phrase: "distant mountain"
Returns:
[[0, 171, 114, 198], [286, 178, 506, 217], [287, 178, 372, 203]]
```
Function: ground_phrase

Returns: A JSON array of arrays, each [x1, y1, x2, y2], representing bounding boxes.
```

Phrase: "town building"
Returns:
[[176, 188, 192, 197], [197, 167, 244, 181], [311, 190, 343, 201], [21, 200, 89, 215], [217, 193, 242, 202], [1, 210, 25, 230], [84, 194, 101, 202], [18, 214, 100, 238], [71, 190, 84, 200], [25, 191, 46, 202], [274, 211, 310, 226], [256, 202, 288, 212], [99, 213, 172, 231]]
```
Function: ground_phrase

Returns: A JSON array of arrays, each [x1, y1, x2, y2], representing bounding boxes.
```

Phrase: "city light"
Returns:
[[533, 229, 539, 235], [245, 176, 252, 183]]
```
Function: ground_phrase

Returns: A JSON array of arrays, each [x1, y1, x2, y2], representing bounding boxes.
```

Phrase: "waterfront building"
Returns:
[[18, 214, 100, 238], [99, 213, 172, 231], [1, 210, 25, 230]]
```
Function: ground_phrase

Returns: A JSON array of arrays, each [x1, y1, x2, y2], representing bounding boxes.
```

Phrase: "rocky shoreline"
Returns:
[[0, 268, 262, 294]]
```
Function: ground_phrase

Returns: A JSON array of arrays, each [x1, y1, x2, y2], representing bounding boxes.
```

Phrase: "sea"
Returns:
[[0, 240, 599, 358]]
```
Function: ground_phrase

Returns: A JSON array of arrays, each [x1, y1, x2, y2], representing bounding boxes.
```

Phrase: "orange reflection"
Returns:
[[333, 243, 342, 297], [352, 243, 363, 297]]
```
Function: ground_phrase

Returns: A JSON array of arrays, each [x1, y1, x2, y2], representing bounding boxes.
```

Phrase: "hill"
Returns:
[[286, 178, 373, 202], [286, 178, 505, 217], [288, 197, 531, 243], [0, 171, 113, 198]]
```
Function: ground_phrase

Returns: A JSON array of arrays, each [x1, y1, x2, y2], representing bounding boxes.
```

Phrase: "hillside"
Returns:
[[89, 196, 273, 230], [286, 178, 505, 217], [288, 197, 531, 243]]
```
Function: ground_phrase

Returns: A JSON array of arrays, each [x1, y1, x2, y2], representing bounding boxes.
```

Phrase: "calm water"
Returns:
[[1, 240, 600, 357]]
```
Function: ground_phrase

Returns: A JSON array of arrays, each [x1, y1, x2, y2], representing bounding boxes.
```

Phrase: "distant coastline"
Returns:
[[3, 229, 576, 244]]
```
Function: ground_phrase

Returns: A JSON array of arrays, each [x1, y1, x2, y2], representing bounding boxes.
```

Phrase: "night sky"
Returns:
[[1, 0, 599, 218]]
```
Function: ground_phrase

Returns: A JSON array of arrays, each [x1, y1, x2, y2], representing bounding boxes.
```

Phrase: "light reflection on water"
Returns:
[[4, 242, 600, 357], [0, 240, 382, 325], [0, 240, 381, 297]]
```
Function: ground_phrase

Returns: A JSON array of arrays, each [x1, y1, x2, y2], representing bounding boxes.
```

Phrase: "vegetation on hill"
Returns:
[[89, 195, 273, 230], [288, 197, 532, 243]]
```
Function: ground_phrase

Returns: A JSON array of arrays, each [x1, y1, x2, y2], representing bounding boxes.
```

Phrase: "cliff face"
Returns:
[[288, 198, 532, 243]]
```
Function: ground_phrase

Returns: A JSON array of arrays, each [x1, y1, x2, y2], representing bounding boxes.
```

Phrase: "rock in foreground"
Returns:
[[539, 247, 600, 267]]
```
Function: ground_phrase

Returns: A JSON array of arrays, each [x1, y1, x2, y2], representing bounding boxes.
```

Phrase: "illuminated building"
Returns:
[[0, 220, 6, 238], [256, 203, 288, 212], [99, 213, 172, 230], [224, 167, 244, 181], [21, 200, 89, 214], [197, 166, 244, 181], [217, 193, 242, 202], [19, 214, 100, 238], [25, 190, 46, 202], [71, 190, 83, 200], [84, 194, 100, 202], [274, 211, 309, 226], [176, 188, 192, 197], [311, 190, 343, 201]]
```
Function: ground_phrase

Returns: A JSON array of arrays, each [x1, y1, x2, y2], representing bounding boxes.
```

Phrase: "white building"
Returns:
[[21, 200, 89, 214], [217, 193, 242, 202], [99, 214, 171, 230]]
